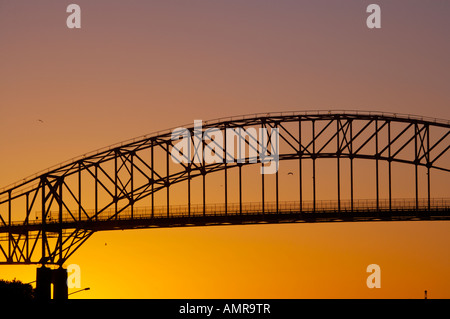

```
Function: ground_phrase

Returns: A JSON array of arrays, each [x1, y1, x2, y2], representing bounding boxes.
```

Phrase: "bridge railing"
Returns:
[[9, 198, 450, 227]]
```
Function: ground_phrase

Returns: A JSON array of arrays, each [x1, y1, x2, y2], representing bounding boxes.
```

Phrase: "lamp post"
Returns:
[[68, 287, 90, 297]]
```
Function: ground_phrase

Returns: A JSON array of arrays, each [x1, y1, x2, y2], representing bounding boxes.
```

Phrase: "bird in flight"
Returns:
[[38, 119, 44, 123]]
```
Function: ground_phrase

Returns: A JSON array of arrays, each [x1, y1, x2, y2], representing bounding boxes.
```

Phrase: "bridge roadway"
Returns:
[[2, 199, 450, 237]]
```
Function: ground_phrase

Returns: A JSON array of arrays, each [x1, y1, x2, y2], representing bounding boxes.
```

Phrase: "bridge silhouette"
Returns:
[[0, 110, 449, 299]]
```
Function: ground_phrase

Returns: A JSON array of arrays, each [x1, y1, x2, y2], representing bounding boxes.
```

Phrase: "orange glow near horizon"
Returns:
[[1, 221, 450, 299]]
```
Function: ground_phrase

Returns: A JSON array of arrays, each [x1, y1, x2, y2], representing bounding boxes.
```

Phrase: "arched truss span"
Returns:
[[0, 111, 449, 265]]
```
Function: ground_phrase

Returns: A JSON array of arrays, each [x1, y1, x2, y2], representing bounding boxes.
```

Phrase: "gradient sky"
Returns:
[[0, 0, 449, 298]]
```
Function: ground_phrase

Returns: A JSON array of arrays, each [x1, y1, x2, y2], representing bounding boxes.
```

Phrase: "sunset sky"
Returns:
[[0, 0, 449, 298]]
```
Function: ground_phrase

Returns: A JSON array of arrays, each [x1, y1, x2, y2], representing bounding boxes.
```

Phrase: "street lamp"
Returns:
[[68, 287, 90, 297]]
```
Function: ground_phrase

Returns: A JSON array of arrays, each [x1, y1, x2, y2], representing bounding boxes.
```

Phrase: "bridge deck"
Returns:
[[1, 203, 450, 236]]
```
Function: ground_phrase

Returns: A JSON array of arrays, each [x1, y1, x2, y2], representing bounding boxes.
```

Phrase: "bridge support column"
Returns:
[[36, 266, 52, 300], [35, 266, 68, 300], [53, 267, 68, 300]]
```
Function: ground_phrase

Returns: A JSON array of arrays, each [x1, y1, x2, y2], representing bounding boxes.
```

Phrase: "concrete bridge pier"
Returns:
[[35, 266, 68, 300]]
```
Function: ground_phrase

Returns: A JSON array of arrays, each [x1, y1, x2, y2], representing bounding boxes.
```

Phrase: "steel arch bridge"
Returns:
[[1, 110, 450, 269]]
